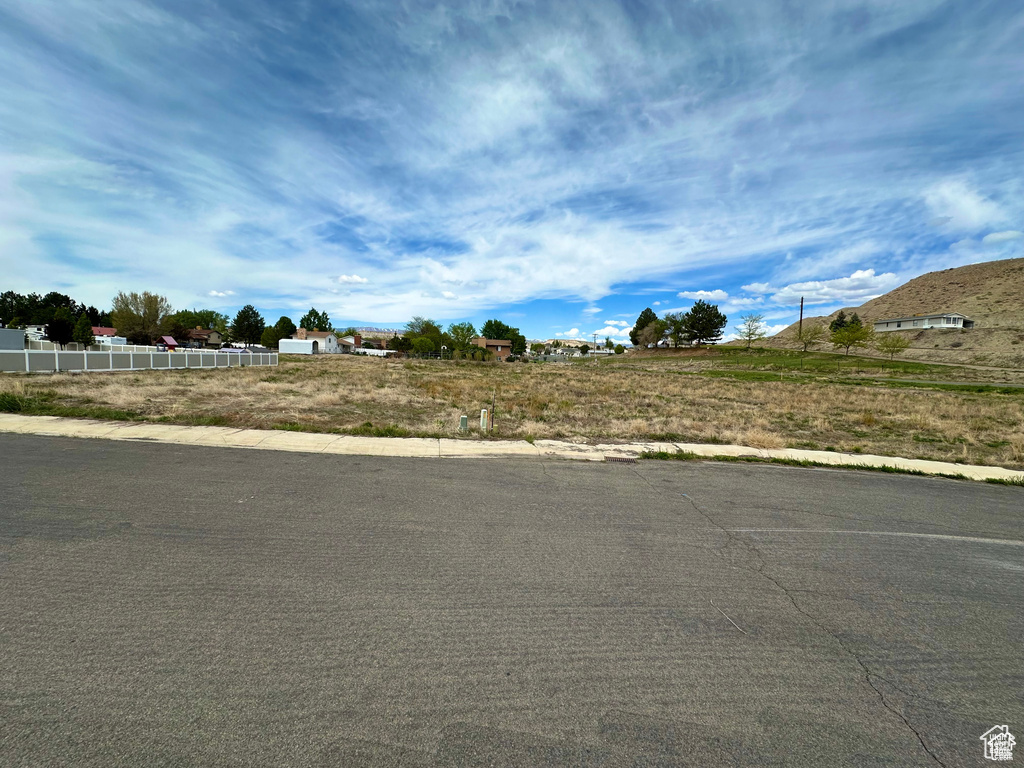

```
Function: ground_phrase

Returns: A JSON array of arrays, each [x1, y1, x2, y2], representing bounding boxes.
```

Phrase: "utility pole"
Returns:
[[592, 332, 598, 364], [799, 296, 804, 337]]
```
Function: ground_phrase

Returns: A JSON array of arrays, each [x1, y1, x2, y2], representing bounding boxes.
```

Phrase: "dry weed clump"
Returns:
[[1, 354, 1023, 469]]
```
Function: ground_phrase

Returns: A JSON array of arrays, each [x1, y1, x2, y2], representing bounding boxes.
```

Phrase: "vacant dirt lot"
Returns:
[[2, 351, 1023, 469]]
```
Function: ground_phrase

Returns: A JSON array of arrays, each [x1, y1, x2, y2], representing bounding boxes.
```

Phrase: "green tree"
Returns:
[[260, 327, 279, 349], [388, 335, 413, 353], [630, 307, 659, 346], [47, 307, 75, 348], [274, 315, 297, 340], [72, 314, 95, 348], [231, 305, 265, 347], [604, 337, 613, 349], [579, 344, 590, 356], [259, 316, 297, 349], [875, 333, 911, 360], [167, 309, 229, 337], [479, 319, 526, 355], [613, 344, 625, 354], [111, 291, 173, 344], [447, 321, 477, 351], [682, 300, 727, 345], [830, 323, 874, 355], [406, 316, 444, 350], [299, 307, 331, 331], [530, 342, 546, 355], [411, 336, 435, 356], [663, 311, 691, 348], [638, 319, 668, 348], [736, 313, 767, 349], [829, 311, 849, 333], [796, 321, 826, 353]]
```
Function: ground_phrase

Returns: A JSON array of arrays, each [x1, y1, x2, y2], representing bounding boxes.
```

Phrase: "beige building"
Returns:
[[473, 337, 512, 361]]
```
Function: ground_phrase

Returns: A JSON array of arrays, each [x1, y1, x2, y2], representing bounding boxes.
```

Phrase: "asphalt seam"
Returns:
[[633, 464, 948, 767]]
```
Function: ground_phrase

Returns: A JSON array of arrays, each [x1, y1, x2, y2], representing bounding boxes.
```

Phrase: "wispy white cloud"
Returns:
[[767, 269, 901, 306], [678, 289, 729, 301], [0, 0, 1019, 336], [208, 290, 235, 297], [924, 179, 1007, 232], [982, 230, 1023, 245], [592, 325, 631, 338]]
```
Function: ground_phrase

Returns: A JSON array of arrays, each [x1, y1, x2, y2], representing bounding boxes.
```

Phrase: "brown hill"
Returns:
[[766, 256, 1024, 367]]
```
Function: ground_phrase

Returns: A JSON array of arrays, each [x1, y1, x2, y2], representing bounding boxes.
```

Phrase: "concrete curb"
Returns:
[[0, 413, 1021, 483]]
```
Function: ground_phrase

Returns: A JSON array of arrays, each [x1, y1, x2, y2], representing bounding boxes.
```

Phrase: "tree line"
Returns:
[[385, 317, 526, 358], [630, 300, 729, 348], [3, 288, 532, 356]]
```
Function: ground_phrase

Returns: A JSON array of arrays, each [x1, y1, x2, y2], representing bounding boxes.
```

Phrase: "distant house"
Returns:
[[279, 327, 339, 355], [873, 312, 974, 333], [185, 327, 223, 349], [92, 327, 127, 345], [473, 337, 512, 361], [24, 324, 47, 341], [337, 333, 363, 353]]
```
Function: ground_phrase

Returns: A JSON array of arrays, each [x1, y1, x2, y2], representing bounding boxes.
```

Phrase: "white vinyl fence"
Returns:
[[0, 349, 278, 374], [26, 340, 169, 353]]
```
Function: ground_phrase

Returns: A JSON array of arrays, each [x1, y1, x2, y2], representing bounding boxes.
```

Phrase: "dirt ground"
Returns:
[[2, 351, 1023, 469]]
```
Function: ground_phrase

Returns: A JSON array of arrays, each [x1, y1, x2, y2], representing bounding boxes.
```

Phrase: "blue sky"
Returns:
[[1, 0, 1022, 341]]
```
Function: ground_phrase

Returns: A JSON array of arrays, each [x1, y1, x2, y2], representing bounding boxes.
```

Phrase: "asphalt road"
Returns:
[[1, 434, 1021, 767]]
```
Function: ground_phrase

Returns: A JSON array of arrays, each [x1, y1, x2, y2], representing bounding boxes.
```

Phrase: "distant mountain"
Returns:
[[767, 256, 1024, 367]]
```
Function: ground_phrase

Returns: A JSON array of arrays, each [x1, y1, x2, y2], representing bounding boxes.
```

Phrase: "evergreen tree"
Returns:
[[630, 307, 659, 346], [682, 300, 727, 345], [47, 307, 75, 349], [299, 307, 331, 331], [231, 305, 265, 347], [72, 314, 95, 348], [829, 311, 849, 332]]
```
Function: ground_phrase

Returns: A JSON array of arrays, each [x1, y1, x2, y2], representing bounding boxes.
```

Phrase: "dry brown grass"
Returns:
[[3, 354, 1024, 469]]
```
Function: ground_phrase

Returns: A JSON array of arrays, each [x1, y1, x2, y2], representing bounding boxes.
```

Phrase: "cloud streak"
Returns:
[[0, 0, 1020, 335]]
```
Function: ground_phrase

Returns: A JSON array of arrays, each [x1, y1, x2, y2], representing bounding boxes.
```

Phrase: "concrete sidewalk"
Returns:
[[0, 413, 1021, 483]]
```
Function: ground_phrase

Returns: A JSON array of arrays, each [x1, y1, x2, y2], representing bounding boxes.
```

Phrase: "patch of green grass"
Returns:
[[0, 392, 26, 412], [161, 414, 233, 427], [985, 476, 1024, 487], [273, 421, 336, 433], [348, 421, 412, 438]]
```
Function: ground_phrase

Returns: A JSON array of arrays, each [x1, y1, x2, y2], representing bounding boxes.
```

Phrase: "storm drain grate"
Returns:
[[605, 456, 638, 464]]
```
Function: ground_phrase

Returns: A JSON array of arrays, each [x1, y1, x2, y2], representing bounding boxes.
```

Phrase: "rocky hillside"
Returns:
[[767, 256, 1024, 367]]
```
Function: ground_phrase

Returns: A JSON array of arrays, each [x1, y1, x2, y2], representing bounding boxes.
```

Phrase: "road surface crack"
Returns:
[[631, 464, 947, 767]]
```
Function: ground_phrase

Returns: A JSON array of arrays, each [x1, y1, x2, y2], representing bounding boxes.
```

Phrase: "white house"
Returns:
[[92, 327, 127, 345], [278, 328, 340, 355], [873, 312, 974, 333]]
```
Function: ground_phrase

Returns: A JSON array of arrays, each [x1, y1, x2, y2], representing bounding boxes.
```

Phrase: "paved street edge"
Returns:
[[1, 413, 1022, 483]]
